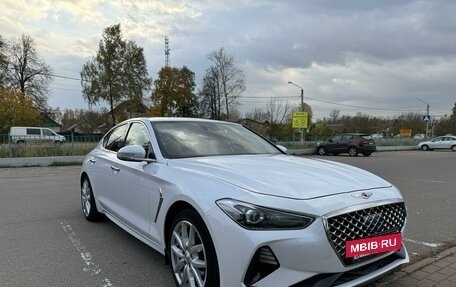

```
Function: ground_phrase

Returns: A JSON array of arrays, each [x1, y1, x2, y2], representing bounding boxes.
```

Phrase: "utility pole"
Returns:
[[288, 81, 305, 142], [418, 99, 430, 140]]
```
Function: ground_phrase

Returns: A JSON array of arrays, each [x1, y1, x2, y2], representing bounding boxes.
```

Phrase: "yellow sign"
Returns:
[[400, 129, 412, 137], [292, 112, 308, 128]]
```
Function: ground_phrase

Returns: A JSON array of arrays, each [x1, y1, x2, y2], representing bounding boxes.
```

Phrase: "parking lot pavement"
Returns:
[[0, 150, 454, 286]]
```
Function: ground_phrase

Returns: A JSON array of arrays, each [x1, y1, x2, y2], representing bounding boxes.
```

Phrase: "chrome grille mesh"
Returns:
[[325, 202, 406, 265]]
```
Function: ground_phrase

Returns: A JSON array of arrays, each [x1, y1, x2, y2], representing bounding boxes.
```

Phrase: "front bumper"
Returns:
[[204, 189, 408, 287]]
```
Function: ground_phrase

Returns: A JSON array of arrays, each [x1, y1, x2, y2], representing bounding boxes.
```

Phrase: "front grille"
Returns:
[[325, 202, 406, 265]]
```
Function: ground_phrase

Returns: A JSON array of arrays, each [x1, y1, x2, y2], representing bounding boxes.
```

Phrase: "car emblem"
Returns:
[[363, 212, 383, 227], [351, 191, 373, 199]]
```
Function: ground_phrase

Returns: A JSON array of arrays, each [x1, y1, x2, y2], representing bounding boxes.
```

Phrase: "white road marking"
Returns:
[[61, 221, 114, 287], [404, 237, 442, 248]]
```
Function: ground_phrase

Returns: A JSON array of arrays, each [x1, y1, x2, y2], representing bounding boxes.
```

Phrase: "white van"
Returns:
[[10, 127, 66, 143]]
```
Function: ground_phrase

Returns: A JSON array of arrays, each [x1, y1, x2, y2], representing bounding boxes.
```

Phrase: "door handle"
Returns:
[[89, 157, 96, 164], [111, 166, 120, 172]]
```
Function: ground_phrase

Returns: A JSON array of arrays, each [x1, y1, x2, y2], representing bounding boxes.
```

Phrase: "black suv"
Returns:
[[316, 133, 376, 156]]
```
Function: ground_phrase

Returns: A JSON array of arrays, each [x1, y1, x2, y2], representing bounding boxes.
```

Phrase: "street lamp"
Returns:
[[417, 98, 430, 140], [288, 81, 305, 142]]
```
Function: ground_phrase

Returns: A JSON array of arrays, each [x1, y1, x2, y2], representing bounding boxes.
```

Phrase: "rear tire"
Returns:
[[348, 147, 358, 156], [81, 176, 103, 221], [168, 209, 219, 287], [452, 145, 456, 152]]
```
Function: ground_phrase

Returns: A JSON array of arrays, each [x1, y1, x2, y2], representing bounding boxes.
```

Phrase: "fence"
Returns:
[[0, 134, 102, 158], [0, 133, 423, 159]]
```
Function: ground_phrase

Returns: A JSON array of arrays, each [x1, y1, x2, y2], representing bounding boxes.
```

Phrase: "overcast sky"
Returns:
[[1, 0, 455, 120]]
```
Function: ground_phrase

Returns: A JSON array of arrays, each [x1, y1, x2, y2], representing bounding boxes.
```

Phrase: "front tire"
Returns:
[[168, 209, 219, 287], [452, 145, 456, 152], [317, 146, 326, 156], [81, 176, 102, 221], [421, 145, 429, 151]]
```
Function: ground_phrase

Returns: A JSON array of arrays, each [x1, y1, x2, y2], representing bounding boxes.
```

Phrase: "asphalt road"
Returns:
[[0, 150, 454, 287]]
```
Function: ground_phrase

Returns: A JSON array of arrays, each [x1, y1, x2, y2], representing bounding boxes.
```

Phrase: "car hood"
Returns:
[[167, 154, 391, 200]]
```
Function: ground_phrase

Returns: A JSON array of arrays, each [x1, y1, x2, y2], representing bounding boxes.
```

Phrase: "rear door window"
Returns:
[[26, 128, 41, 135]]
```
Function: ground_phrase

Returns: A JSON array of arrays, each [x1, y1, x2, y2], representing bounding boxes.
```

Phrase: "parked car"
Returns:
[[316, 133, 377, 156], [9, 126, 66, 143], [80, 118, 408, 287], [413, 134, 425, 140], [371, 133, 384, 140], [418, 135, 456, 151]]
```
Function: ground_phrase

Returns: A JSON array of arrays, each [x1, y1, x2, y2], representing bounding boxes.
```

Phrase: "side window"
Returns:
[[26, 128, 41, 135], [341, 135, 352, 141], [332, 135, 342, 141], [104, 124, 129, 152], [124, 123, 152, 156]]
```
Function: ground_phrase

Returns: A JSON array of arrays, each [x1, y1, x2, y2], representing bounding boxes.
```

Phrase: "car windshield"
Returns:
[[151, 121, 280, 159]]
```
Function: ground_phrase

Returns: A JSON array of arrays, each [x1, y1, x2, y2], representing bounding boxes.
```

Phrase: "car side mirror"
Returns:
[[117, 145, 155, 163], [276, 145, 288, 154]]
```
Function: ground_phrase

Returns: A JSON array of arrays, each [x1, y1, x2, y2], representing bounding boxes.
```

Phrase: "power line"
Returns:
[[49, 73, 82, 81]]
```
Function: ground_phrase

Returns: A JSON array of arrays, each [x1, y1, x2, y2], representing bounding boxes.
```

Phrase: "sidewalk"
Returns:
[[376, 246, 456, 287]]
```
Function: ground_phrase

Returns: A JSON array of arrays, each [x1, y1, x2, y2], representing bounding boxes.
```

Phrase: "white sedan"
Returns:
[[80, 117, 409, 287], [418, 135, 456, 151]]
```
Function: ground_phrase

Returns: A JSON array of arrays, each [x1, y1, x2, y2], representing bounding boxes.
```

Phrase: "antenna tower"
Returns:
[[164, 36, 170, 67]]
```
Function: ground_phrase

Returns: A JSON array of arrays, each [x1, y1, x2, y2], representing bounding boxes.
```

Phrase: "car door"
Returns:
[[430, 137, 443, 149], [103, 122, 162, 242], [326, 135, 342, 153], [340, 134, 354, 152], [91, 123, 130, 214]]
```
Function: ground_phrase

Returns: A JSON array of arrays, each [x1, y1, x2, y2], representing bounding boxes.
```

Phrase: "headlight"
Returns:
[[216, 199, 314, 230]]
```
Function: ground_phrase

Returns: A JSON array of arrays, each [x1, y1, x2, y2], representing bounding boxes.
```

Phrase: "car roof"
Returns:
[[122, 117, 240, 125]]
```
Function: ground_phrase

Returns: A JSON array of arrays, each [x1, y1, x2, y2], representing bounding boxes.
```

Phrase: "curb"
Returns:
[[0, 156, 85, 167]]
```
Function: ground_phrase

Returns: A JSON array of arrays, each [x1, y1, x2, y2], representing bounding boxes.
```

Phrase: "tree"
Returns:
[[60, 108, 110, 134], [81, 24, 151, 126], [0, 35, 6, 86], [123, 41, 152, 117], [266, 98, 292, 124], [198, 66, 221, 119], [0, 89, 41, 133], [329, 109, 340, 123], [151, 66, 197, 117], [2, 35, 53, 111], [449, 102, 456, 134], [201, 47, 245, 120]]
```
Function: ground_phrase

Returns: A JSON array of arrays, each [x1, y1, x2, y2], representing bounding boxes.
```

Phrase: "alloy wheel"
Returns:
[[171, 220, 207, 287], [318, 147, 326, 156], [348, 147, 358, 156], [81, 179, 92, 217]]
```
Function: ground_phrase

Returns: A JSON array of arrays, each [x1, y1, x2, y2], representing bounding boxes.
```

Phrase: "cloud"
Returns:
[[1, 0, 455, 119]]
